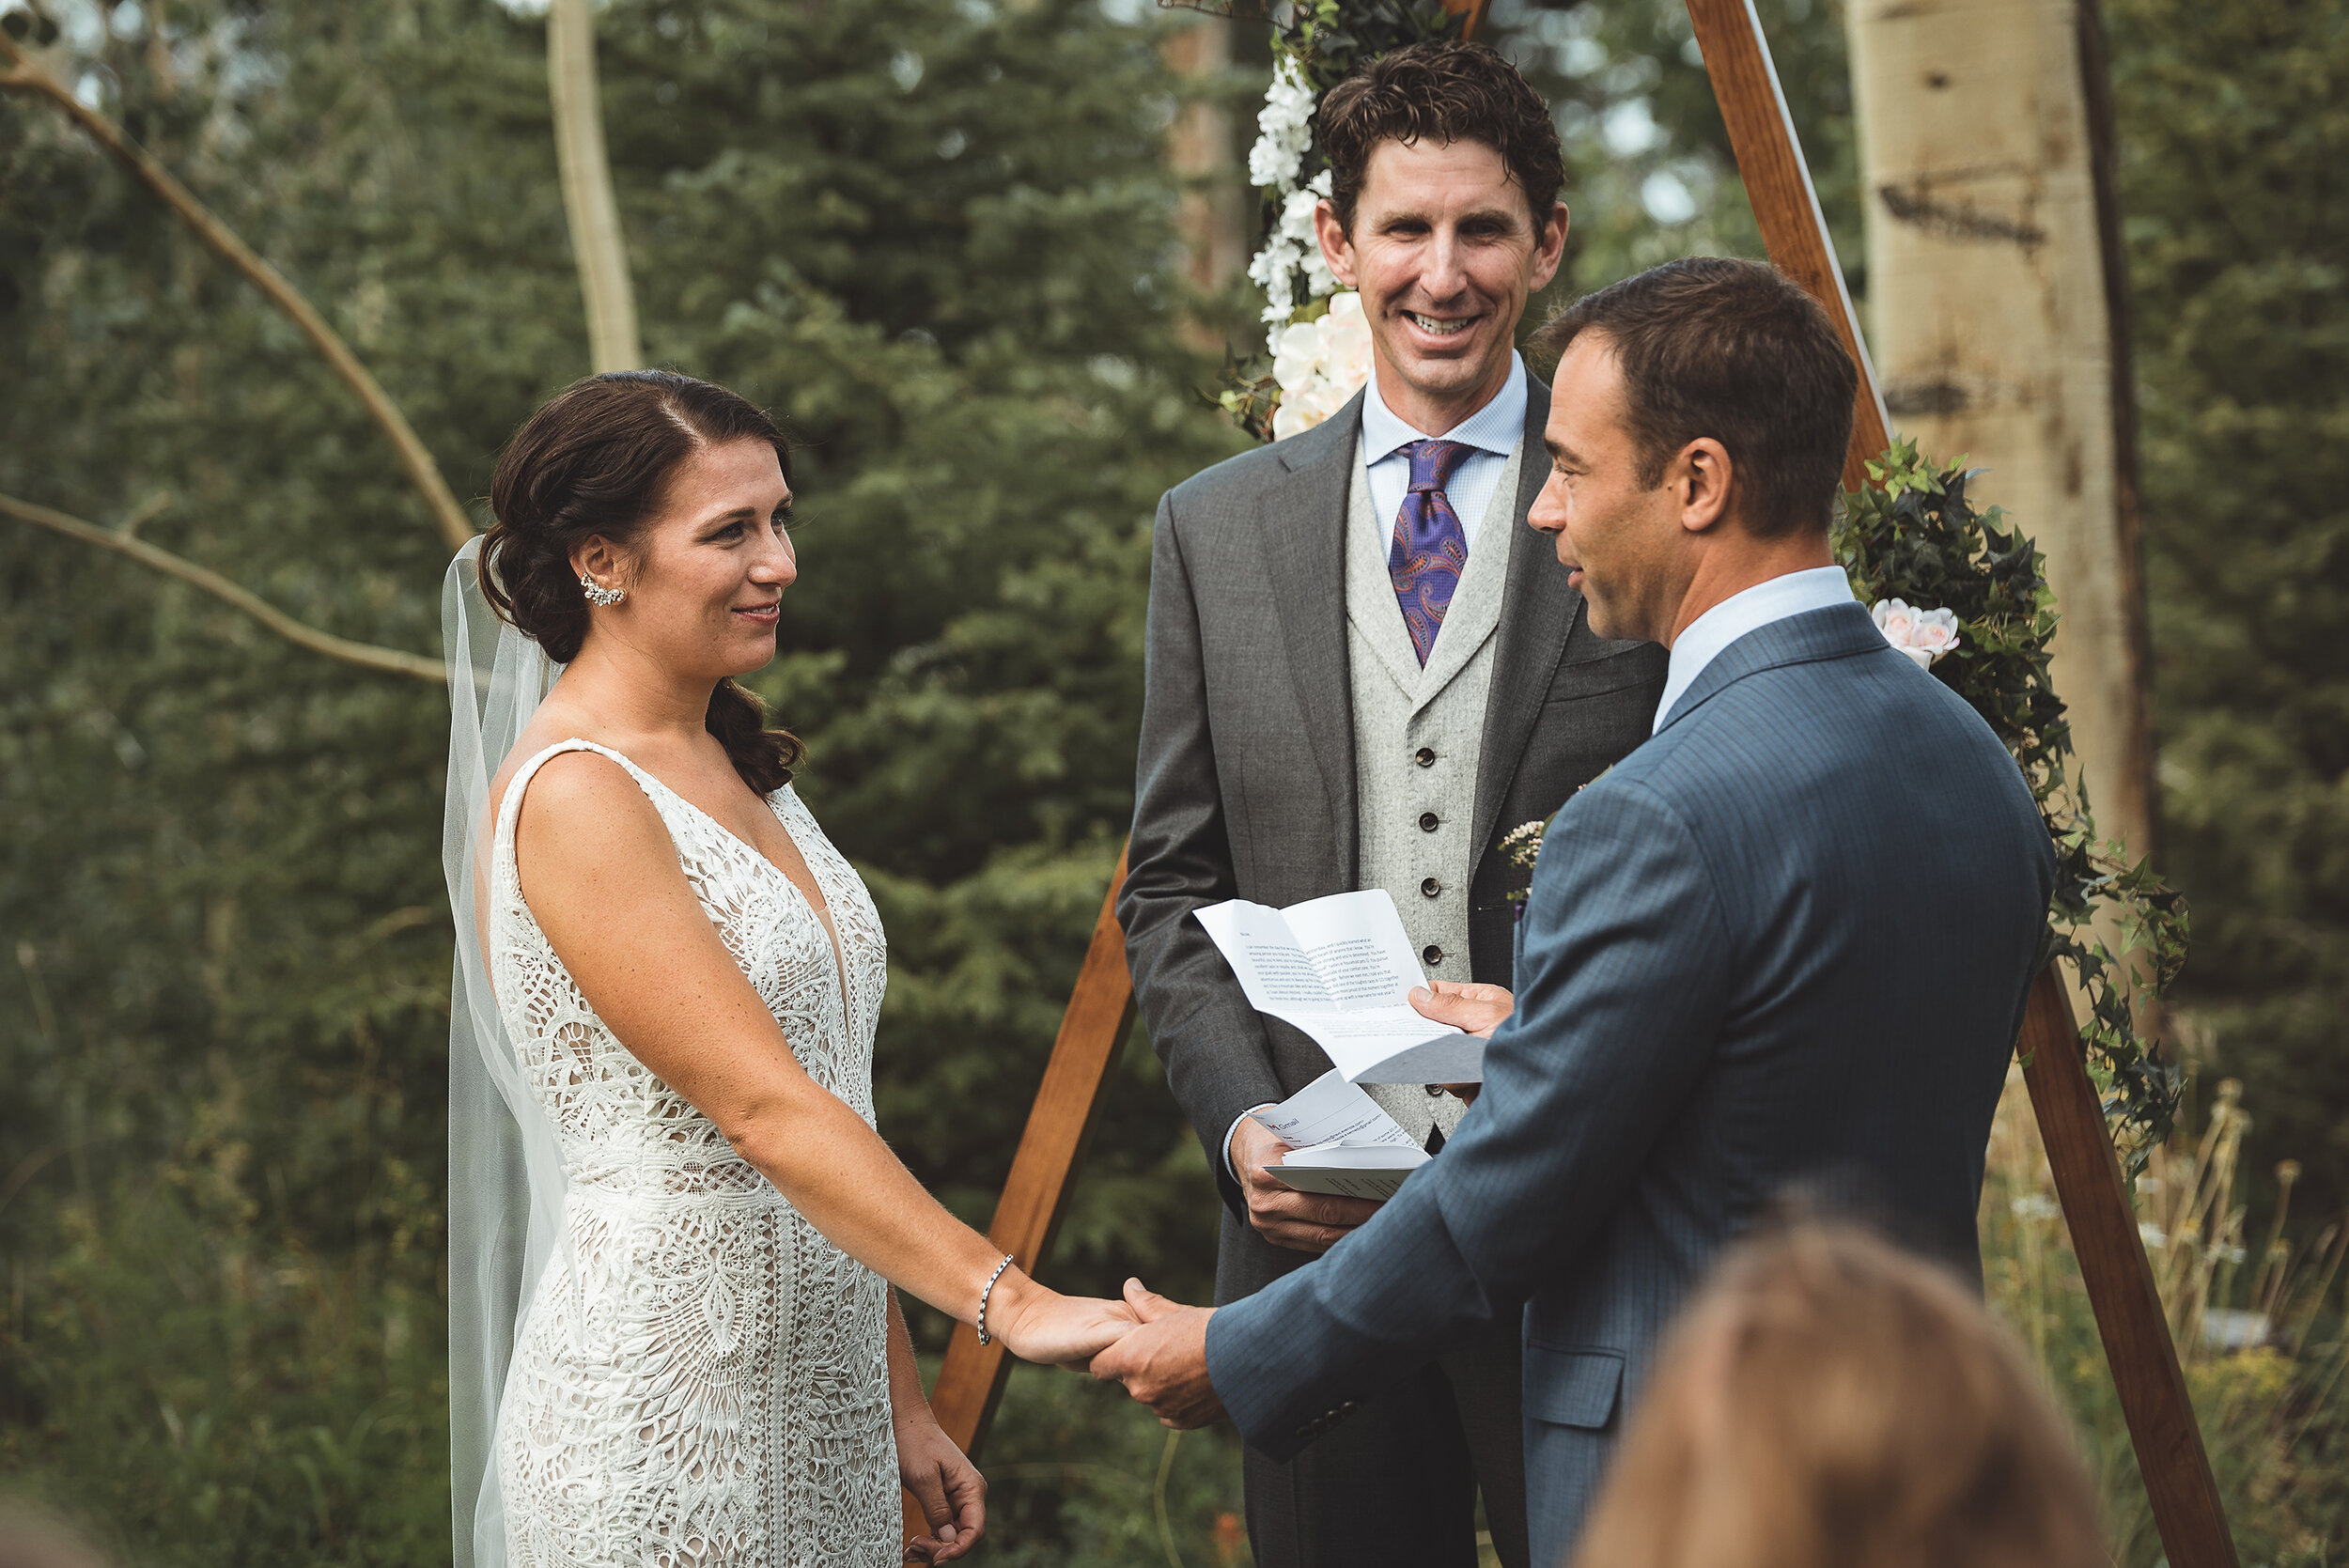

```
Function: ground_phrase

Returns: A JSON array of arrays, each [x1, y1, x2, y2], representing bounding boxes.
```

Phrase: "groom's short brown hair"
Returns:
[[1532, 257, 1858, 537], [1319, 40, 1565, 234]]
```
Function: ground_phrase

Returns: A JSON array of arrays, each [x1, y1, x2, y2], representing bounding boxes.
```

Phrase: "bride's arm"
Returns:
[[888, 1293, 986, 1562], [516, 752, 1131, 1365]]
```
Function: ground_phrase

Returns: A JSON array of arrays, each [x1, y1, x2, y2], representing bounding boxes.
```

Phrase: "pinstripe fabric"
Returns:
[[1203, 602, 2058, 1568]]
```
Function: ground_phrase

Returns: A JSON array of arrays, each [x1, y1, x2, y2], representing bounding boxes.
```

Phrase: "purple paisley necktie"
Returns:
[[1388, 438, 1477, 665]]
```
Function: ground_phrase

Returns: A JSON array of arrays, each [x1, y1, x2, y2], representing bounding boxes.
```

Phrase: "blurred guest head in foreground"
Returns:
[[1569, 1222, 2106, 1568], [0, 1505, 112, 1568]]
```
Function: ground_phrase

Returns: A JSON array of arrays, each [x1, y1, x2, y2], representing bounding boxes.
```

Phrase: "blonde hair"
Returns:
[[1569, 1223, 2105, 1568]]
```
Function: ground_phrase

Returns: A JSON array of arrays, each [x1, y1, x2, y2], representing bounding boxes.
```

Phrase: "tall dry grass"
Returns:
[[1983, 1064, 2349, 1561]]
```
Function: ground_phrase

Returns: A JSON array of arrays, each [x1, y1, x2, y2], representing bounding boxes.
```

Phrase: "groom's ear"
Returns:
[[1314, 200, 1360, 290], [1672, 439, 1735, 536]]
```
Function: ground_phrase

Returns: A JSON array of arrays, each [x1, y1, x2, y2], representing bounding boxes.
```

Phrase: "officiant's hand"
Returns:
[[1412, 982, 1514, 1106], [1230, 1117, 1382, 1253], [1411, 981, 1514, 1037], [1091, 1279, 1223, 1429]]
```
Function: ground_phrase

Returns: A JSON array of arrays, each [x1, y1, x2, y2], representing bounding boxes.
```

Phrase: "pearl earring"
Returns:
[[580, 572, 625, 607]]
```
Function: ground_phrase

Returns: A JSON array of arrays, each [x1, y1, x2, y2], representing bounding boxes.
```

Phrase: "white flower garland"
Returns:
[[1268, 291, 1373, 440], [1243, 55, 1338, 347]]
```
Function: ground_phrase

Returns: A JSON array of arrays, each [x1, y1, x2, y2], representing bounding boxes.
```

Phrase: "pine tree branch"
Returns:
[[0, 37, 476, 553], [0, 489, 443, 684]]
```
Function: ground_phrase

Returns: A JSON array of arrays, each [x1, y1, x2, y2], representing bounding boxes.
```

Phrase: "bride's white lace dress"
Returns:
[[486, 738, 897, 1567]]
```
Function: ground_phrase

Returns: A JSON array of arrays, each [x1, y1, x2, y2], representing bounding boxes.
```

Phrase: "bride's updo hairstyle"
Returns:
[[482, 369, 804, 793]]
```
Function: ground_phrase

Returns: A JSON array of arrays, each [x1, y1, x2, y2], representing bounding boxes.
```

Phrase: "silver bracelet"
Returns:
[[974, 1253, 1018, 1346]]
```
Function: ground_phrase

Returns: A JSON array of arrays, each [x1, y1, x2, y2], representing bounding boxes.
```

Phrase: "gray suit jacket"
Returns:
[[1201, 603, 2059, 1564], [1118, 381, 1667, 1305]]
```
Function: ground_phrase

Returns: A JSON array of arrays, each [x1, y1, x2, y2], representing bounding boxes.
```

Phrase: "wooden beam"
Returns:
[[2016, 969, 2238, 1568], [1684, 3, 2235, 1560], [1439, 0, 1494, 39], [1683, 0, 1890, 495], [906, 846, 1140, 1542]]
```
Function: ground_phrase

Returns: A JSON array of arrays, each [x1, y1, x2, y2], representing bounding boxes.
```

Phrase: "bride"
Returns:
[[441, 370, 1137, 1568]]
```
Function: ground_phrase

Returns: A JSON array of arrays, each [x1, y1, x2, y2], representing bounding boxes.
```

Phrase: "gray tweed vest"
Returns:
[[1345, 437, 1525, 1144]]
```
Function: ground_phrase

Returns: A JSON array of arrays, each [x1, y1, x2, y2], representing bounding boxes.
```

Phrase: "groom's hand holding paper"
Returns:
[[1191, 891, 1485, 1084]]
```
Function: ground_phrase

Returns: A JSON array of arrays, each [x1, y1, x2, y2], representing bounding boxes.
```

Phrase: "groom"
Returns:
[[1116, 40, 1665, 1568], [1098, 257, 2059, 1564]]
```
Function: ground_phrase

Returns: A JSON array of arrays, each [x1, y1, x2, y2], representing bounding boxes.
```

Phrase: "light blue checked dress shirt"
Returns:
[[1357, 350, 1529, 557]]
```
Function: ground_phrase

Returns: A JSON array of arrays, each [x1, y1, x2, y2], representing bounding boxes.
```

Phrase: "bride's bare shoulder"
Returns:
[[507, 749, 679, 911], [486, 724, 647, 846]]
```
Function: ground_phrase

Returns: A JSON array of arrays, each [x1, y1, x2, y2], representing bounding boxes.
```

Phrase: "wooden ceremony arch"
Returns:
[[911, 5, 2238, 1562]]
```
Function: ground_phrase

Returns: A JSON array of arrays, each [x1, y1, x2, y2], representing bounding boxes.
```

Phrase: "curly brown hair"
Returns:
[[482, 370, 804, 794], [1317, 40, 1566, 234]]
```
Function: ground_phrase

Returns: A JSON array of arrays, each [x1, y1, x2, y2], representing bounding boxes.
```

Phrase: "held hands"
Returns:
[[986, 1270, 1142, 1371], [1230, 1115, 1383, 1253], [992, 1271, 1222, 1431], [1090, 1279, 1222, 1429]]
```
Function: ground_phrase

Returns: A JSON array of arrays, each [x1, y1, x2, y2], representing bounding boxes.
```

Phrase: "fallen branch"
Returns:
[[0, 37, 475, 552], [1, 489, 443, 684]]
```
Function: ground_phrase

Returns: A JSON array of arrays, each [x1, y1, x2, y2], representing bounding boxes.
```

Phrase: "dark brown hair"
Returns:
[[1317, 40, 1565, 235], [1572, 1223, 2107, 1568], [482, 369, 804, 794], [1532, 256, 1857, 536]]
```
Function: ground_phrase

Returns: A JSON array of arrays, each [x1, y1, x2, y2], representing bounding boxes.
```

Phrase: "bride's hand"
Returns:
[[894, 1406, 986, 1563], [989, 1274, 1142, 1371]]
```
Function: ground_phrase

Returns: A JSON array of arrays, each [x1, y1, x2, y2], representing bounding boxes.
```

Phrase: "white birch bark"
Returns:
[[1846, 0, 2153, 859], [548, 0, 641, 373]]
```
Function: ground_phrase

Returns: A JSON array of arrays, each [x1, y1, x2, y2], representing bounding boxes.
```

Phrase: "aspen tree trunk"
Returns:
[[1162, 13, 1246, 349], [549, 0, 641, 372], [1846, 0, 2154, 863]]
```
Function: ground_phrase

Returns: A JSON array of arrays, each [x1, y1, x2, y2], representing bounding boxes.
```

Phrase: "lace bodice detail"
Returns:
[[485, 738, 896, 1567]]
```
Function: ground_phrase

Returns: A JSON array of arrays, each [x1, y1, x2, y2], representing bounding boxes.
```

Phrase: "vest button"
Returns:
[[1423, 944, 1445, 965], [1419, 811, 1439, 832], [1421, 877, 1441, 898], [1414, 747, 1436, 768]]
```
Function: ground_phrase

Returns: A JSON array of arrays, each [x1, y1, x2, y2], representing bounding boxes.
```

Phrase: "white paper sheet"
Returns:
[[1193, 891, 1483, 1083], [1246, 1067, 1422, 1151], [1248, 1070, 1434, 1201]]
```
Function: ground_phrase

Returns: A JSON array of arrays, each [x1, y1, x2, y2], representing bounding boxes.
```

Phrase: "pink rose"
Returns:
[[1871, 598, 1962, 670]]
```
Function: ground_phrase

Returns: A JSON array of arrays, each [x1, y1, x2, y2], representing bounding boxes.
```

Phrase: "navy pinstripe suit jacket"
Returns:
[[1202, 601, 2056, 1565]]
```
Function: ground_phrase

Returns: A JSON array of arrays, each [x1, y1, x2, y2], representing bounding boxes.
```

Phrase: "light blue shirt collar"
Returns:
[[1653, 565, 1856, 733], [1360, 351, 1528, 463]]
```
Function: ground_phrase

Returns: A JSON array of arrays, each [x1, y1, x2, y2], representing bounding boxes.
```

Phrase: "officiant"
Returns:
[[1117, 41, 1665, 1568]]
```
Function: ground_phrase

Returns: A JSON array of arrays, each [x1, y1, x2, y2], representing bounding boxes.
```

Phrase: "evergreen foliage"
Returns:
[[0, 0, 1245, 1558], [1839, 442, 2188, 1153], [2112, 0, 2349, 1219], [2, 0, 2340, 1561]]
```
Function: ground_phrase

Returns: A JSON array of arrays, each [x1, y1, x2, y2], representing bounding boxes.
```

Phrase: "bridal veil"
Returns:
[[441, 537, 567, 1568]]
